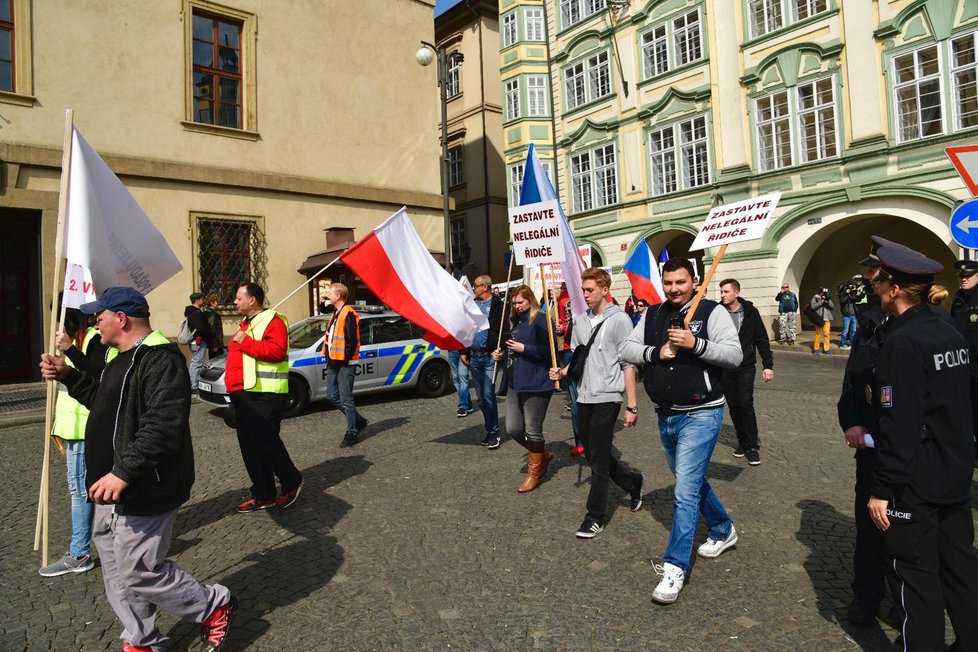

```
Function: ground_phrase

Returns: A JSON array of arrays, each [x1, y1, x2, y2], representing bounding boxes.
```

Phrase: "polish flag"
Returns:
[[340, 208, 488, 349], [623, 239, 665, 306]]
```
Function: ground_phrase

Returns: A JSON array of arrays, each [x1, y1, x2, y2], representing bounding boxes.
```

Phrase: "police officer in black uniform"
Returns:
[[836, 240, 896, 626], [950, 258, 978, 464], [866, 237, 978, 651]]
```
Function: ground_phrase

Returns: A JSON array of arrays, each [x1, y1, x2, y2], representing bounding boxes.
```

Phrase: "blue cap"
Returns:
[[80, 286, 151, 318], [870, 236, 943, 284]]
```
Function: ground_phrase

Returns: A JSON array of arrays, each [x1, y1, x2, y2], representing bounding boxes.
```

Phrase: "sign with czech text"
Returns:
[[509, 199, 566, 265], [690, 192, 782, 252]]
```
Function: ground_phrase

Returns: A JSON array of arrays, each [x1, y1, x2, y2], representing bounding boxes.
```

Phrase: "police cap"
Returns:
[[955, 259, 978, 276], [869, 236, 943, 285]]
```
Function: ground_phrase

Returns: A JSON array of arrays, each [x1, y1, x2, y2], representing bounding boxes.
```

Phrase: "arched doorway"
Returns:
[[642, 229, 705, 281]]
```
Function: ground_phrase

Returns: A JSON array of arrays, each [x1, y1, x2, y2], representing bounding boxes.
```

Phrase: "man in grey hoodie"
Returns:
[[550, 267, 643, 539]]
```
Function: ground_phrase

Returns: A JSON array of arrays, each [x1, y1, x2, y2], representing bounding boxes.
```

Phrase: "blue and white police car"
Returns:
[[198, 308, 452, 421]]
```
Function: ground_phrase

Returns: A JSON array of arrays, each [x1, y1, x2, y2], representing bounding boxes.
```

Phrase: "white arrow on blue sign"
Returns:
[[950, 199, 978, 248]]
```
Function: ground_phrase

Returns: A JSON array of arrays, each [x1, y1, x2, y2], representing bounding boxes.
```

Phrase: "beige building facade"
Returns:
[[0, 0, 444, 383], [503, 0, 976, 332]]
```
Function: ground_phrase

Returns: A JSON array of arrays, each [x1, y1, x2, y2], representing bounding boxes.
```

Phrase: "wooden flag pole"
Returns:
[[542, 263, 560, 391], [684, 244, 727, 328], [492, 251, 516, 382], [35, 110, 75, 564], [268, 256, 340, 314]]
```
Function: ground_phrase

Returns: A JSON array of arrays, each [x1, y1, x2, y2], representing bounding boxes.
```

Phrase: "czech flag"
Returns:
[[623, 240, 665, 306]]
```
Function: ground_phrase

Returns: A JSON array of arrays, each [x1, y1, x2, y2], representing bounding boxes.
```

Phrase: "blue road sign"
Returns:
[[950, 199, 978, 248]]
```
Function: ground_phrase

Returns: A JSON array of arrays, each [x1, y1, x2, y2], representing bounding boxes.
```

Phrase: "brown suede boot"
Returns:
[[518, 452, 544, 493]]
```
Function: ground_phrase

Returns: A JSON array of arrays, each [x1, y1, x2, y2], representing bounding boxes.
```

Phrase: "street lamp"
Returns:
[[417, 41, 464, 273]]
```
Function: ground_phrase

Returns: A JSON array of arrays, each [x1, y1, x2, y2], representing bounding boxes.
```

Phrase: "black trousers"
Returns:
[[578, 402, 640, 524], [883, 487, 978, 651], [721, 365, 759, 450], [853, 449, 888, 606], [230, 391, 302, 500]]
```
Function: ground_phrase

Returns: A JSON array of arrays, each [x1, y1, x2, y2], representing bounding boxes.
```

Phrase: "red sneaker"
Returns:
[[236, 498, 275, 513], [570, 446, 585, 457], [201, 595, 237, 650], [275, 480, 303, 509], [122, 643, 152, 652]]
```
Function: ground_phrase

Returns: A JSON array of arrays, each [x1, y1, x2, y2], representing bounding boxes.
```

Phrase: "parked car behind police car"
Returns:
[[198, 308, 452, 422]]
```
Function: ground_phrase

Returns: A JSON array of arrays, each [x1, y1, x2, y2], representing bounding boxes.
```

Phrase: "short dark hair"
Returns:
[[661, 257, 695, 278], [719, 278, 740, 292], [240, 282, 265, 305]]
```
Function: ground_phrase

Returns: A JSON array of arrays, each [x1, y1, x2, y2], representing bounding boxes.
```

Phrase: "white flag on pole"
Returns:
[[65, 128, 181, 295], [62, 263, 98, 309]]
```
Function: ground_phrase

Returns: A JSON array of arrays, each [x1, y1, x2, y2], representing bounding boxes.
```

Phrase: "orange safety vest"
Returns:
[[324, 304, 360, 362]]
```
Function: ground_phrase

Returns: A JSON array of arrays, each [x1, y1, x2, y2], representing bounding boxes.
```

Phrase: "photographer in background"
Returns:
[[810, 288, 835, 355], [775, 283, 799, 345], [837, 276, 861, 349]]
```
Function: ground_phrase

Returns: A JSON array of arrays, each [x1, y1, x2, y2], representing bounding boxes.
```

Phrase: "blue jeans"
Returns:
[[468, 351, 499, 435], [448, 350, 472, 411], [189, 341, 206, 390], [325, 363, 365, 433], [66, 440, 93, 557], [562, 349, 581, 446], [658, 408, 733, 574], [841, 315, 857, 347]]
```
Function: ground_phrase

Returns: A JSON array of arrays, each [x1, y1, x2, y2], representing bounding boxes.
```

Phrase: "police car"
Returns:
[[198, 307, 452, 421]]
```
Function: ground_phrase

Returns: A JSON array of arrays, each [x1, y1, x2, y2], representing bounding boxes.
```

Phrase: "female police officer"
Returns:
[[866, 236, 978, 650]]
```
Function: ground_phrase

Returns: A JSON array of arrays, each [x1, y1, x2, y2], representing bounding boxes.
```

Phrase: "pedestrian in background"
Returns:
[[775, 283, 798, 344], [837, 276, 860, 349], [630, 299, 648, 326], [555, 282, 584, 456], [951, 258, 978, 464], [202, 293, 225, 358], [184, 292, 212, 391], [492, 285, 555, 492], [810, 288, 834, 355], [461, 275, 506, 449], [323, 283, 368, 447]]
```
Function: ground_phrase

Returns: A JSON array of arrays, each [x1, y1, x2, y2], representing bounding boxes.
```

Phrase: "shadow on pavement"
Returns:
[[163, 455, 371, 650], [796, 499, 893, 652], [429, 423, 488, 446]]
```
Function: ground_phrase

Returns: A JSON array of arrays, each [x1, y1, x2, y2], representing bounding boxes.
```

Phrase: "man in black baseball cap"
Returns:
[[950, 258, 978, 466]]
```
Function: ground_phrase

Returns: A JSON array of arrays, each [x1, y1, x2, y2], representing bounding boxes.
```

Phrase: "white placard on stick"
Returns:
[[509, 199, 566, 265], [690, 192, 782, 251]]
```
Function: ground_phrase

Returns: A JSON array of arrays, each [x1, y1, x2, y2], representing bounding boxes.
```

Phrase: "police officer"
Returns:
[[866, 237, 978, 651], [950, 258, 978, 464], [836, 239, 894, 626]]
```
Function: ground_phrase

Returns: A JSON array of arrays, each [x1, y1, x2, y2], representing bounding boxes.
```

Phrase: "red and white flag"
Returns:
[[340, 208, 488, 349], [62, 263, 97, 309]]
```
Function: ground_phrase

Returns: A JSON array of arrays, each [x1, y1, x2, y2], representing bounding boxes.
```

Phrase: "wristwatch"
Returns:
[[626, 406, 638, 414]]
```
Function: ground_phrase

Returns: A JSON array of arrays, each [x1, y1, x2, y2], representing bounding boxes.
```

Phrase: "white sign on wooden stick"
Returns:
[[508, 199, 566, 265], [690, 192, 782, 251]]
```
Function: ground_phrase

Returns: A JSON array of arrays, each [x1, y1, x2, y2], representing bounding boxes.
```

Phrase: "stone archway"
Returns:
[[642, 229, 706, 280]]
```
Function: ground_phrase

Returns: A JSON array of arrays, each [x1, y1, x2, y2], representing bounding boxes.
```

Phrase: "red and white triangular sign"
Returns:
[[946, 145, 978, 196]]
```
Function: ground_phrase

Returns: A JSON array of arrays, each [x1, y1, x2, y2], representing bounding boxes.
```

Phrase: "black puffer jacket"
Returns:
[[731, 298, 773, 370]]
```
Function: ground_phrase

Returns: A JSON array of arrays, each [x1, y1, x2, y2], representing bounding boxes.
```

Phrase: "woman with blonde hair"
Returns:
[[492, 285, 556, 492]]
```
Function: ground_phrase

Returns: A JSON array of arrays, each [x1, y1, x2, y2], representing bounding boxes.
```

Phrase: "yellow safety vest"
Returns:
[[52, 328, 119, 441], [242, 309, 290, 393]]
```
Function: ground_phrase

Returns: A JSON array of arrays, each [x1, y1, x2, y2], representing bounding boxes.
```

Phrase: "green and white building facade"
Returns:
[[501, 0, 976, 327]]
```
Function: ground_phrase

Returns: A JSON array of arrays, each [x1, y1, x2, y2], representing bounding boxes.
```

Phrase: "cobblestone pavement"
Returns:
[[3, 351, 976, 651]]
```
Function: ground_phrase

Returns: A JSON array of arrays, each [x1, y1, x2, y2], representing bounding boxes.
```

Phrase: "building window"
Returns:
[[196, 216, 267, 306], [526, 9, 544, 41], [448, 146, 464, 186], [527, 75, 548, 116], [0, 1, 13, 92], [649, 115, 710, 196], [642, 10, 703, 80], [509, 161, 554, 206], [446, 55, 461, 98], [953, 34, 978, 130], [793, 0, 828, 21], [450, 217, 467, 264], [642, 26, 668, 78], [673, 11, 702, 66], [503, 13, 518, 48], [893, 45, 942, 142], [505, 78, 521, 121], [565, 51, 611, 110], [560, 0, 606, 30], [749, 0, 829, 38], [755, 78, 837, 170], [192, 11, 243, 129], [570, 144, 617, 213]]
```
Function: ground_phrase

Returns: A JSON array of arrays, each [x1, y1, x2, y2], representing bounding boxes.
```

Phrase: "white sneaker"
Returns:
[[697, 525, 738, 559], [651, 562, 685, 604]]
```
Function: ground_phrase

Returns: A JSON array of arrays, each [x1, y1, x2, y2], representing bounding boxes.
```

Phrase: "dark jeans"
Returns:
[[852, 449, 888, 607], [722, 365, 759, 450], [578, 402, 641, 524], [562, 349, 581, 446], [230, 391, 302, 500], [882, 487, 978, 651]]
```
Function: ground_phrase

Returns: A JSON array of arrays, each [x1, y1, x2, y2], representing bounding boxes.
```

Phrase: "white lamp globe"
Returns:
[[415, 47, 434, 66]]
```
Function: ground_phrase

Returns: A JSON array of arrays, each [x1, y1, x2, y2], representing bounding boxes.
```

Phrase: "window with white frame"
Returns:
[[565, 51, 611, 110], [649, 115, 710, 195], [505, 78, 521, 121], [446, 55, 461, 98], [570, 144, 617, 212], [449, 146, 464, 186], [503, 13, 518, 48], [526, 9, 544, 41], [749, 0, 829, 38], [641, 10, 703, 79], [793, 0, 828, 21], [509, 161, 554, 206], [755, 78, 837, 171], [527, 75, 548, 116], [560, 0, 606, 30], [893, 45, 942, 142], [953, 34, 978, 129]]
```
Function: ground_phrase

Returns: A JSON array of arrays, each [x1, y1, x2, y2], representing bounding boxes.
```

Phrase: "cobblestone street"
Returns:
[[3, 350, 975, 650]]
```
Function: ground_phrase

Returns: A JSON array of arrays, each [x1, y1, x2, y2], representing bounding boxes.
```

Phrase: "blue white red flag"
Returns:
[[659, 247, 670, 264], [519, 144, 587, 319], [623, 240, 665, 306]]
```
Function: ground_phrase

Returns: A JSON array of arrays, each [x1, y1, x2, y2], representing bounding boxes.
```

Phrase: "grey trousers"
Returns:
[[93, 504, 230, 650]]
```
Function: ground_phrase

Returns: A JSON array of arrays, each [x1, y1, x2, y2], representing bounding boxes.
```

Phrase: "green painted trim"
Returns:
[[800, 168, 843, 187], [562, 91, 618, 120], [575, 212, 618, 228], [740, 4, 839, 50], [636, 59, 711, 90], [741, 40, 844, 86], [555, 7, 611, 40], [526, 47, 546, 57], [633, 3, 709, 86], [874, 0, 932, 39], [529, 125, 550, 139], [637, 84, 711, 118], [561, 117, 619, 146], [896, 146, 949, 170]]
